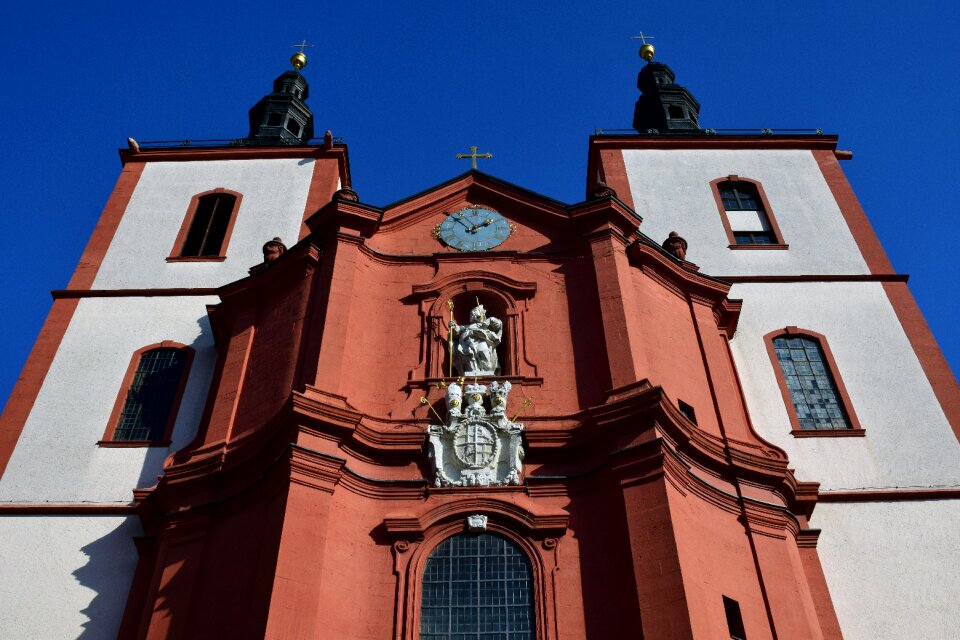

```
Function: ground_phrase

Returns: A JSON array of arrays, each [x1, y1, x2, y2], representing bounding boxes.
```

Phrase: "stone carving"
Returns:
[[467, 515, 488, 532], [427, 380, 524, 487], [262, 237, 287, 263], [662, 231, 688, 260], [449, 303, 502, 376]]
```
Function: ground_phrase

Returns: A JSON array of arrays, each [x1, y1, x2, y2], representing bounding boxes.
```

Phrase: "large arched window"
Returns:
[[168, 189, 242, 261], [764, 328, 863, 436], [100, 342, 194, 445], [711, 176, 787, 249], [420, 533, 535, 639]]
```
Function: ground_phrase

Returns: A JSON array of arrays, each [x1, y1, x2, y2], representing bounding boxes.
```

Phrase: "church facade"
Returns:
[[1, 48, 958, 640]]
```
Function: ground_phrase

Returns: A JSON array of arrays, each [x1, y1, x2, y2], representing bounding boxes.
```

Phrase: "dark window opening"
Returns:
[[723, 596, 747, 640], [180, 193, 236, 257], [266, 112, 283, 126], [113, 349, 188, 441], [773, 335, 852, 430], [678, 400, 697, 424], [667, 105, 685, 119], [420, 533, 534, 639], [286, 118, 302, 136]]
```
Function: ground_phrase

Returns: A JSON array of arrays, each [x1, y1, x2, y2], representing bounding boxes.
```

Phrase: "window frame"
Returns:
[[763, 327, 864, 438], [710, 176, 788, 250], [167, 188, 243, 262], [419, 532, 537, 639], [99, 341, 195, 447], [388, 512, 560, 640]]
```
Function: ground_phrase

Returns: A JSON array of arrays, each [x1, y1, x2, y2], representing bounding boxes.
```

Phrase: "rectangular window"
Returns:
[[723, 596, 747, 640]]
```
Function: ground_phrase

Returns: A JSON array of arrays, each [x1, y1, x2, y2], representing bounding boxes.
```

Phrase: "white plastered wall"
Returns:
[[729, 281, 960, 491], [93, 158, 316, 289], [622, 149, 869, 275], [0, 515, 140, 639], [0, 296, 218, 503], [810, 500, 960, 640]]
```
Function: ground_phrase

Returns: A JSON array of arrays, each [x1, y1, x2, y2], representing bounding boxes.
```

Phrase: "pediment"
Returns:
[[364, 170, 638, 255]]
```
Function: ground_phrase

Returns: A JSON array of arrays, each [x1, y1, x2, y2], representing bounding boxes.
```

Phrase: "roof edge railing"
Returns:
[[593, 128, 824, 136]]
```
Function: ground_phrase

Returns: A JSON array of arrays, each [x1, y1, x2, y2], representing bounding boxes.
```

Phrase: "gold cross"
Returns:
[[456, 145, 493, 170], [291, 40, 315, 53], [631, 32, 655, 45]]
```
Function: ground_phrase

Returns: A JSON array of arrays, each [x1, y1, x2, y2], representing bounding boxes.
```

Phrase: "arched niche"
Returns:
[[406, 271, 539, 386]]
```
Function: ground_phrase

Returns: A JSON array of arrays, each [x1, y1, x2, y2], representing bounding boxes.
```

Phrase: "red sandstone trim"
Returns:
[[52, 288, 219, 298], [166, 256, 227, 263], [763, 327, 864, 436], [0, 502, 137, 514], [728, 244, 790, 250], [119, 144, 346, 164], [710, 176, 787, 248], [167, 188, 243, 261], [791, 428, 865, 438], [818, 487, 960, 502], [597, 149, 636, 209], [812, 150, 894, 274], [881, 281, 960, 441], [591, 134, 839, 151], [68, 161, 146, 290], [796, 530, 845, 639], [0, 298, 80, 478], [299, 158, 342, 240], [100, 341, 196, 446], [814, 148, 960, 442]]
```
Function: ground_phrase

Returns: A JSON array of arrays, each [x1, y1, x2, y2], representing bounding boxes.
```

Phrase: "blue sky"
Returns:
[[0, 1, 957, 406]]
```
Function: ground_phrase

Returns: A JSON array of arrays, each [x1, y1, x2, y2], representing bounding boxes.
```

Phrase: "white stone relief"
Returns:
[[449, 303, 502, 376], [428, 380, 524, 487], [467, 515, 488, 532]]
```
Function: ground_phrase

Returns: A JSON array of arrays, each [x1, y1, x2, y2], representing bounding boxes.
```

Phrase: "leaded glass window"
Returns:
[[113, 348, 188, 440], [773, 335, 851, 430], [420, 533, 534, 640]]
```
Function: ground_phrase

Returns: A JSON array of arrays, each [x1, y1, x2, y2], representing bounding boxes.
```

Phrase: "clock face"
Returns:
[[435, 207, 514, 252]]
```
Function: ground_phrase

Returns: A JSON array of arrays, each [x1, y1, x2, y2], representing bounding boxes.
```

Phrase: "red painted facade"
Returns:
[[107, 160, 845, 639]]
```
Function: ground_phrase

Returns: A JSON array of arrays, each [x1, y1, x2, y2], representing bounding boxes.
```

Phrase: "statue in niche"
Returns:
[[449, 303, 503, 376]]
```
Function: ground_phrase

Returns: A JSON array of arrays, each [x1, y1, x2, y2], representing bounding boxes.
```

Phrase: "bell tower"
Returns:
[[247, 47, 316, 143], [630, 38, 701, 133]]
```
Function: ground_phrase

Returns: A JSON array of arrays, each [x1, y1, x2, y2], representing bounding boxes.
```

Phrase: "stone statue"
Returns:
[[662, 231, 688, 261], [262, 237, 287, 263], [427, 380, 524, 487], [449, 304, 502, 376]]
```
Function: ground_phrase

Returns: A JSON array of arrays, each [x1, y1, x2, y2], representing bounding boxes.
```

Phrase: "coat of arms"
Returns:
[[427, 380, 524, 487]]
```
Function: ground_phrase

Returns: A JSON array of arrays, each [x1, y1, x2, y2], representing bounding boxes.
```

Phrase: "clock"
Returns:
[[434, 206, 515, 251]]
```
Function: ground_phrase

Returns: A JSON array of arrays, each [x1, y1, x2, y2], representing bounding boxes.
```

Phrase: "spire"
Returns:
[[247, 46, 316, 144], [630, 41, 701, 133]]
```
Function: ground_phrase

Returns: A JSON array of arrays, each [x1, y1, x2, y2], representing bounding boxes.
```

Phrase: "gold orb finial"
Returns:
[[631, 32, 656, 62], [290, 40, 314, 71]]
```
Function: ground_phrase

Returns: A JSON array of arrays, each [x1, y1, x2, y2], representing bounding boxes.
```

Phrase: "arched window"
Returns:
[[420, 533, 535, 639], [169, 189, 242, 261], [764, 328, 863, 436], [101, 343, 194, 445], [711, 176, 786, 248]]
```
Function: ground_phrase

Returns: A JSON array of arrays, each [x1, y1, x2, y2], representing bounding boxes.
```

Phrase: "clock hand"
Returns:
[[466, 219, 494, 233], [453, 216, 472, 230]]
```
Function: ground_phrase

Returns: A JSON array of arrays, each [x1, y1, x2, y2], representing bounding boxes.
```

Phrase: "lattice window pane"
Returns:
[[773, 336, 851, 430], [421, 533, 534, 640], [113, 349, 187, 440]]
